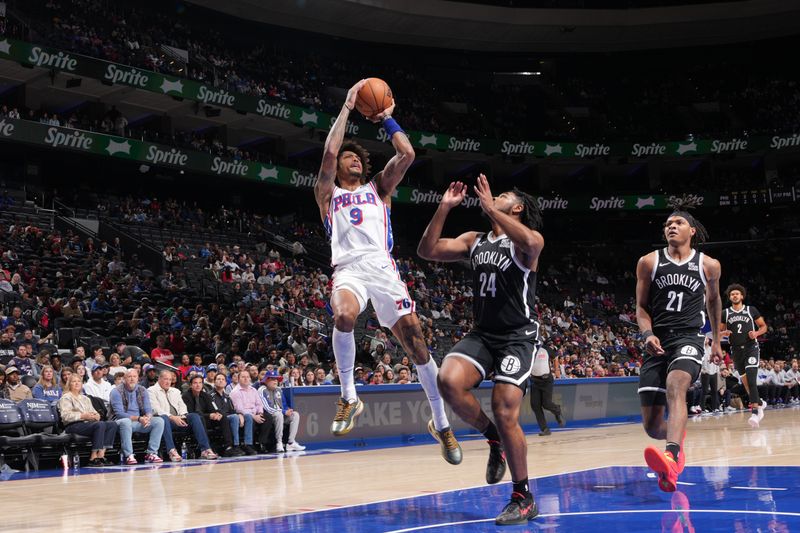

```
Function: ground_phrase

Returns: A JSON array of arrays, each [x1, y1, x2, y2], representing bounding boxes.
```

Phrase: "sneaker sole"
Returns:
[[427, 420, 463, 465], [748, 416, 760, 428], [332, 399, 364, 436], [486, 454, 507, 485], [644, 446, 677, 492]]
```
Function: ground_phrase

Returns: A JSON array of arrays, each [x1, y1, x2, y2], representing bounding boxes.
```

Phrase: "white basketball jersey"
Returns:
[[324, 181, 394, 267]]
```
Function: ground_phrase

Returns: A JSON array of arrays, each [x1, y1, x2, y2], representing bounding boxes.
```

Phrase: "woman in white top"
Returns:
[[58, 375, 118, 466]]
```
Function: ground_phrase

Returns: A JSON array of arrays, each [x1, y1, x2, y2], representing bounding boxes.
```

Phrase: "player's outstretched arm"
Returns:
[[372, 99, 414, 202], [417, 182, 478, 262], [315, 79, 367, 218], [473, 174, 543, 260], [704, 255, 724, 361], [636, 253, 664, 355]]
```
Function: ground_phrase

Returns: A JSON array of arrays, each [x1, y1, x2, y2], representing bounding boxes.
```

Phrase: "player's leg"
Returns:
[[329, 280, 368, 436], [529, 377, 549, 434], [439, 346, 506, 482], [736, 346, 763, 427], [492, 382, 538, 525], [639, 355, 668, 439], [390, 313, 462, 465]]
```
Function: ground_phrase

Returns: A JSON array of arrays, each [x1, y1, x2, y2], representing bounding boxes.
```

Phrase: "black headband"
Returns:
[[669, 210, 697, 228]]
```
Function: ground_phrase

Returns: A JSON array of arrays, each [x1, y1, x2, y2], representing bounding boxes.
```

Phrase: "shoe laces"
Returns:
[[441, 428, 459, 450], [333, 399, 352, 422]]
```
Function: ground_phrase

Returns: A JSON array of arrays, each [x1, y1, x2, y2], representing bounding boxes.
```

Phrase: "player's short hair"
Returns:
[[510, 188, 543, 231], [337, 142, 371, 184], [725, 283, 747, 300]]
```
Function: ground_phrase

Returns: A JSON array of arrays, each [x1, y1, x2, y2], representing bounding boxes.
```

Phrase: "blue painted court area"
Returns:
[[186, 466, 800, 532]]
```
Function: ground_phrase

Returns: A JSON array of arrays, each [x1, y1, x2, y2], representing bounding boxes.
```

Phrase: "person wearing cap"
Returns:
[[32, 365, 62, 402], [84, 362, 113, 402], [259, 370, 305, 452], [203, 364, 218, 394], [4, 366, 32, 402], [141, 364, 158, 387], [149, 370, 219, 461]]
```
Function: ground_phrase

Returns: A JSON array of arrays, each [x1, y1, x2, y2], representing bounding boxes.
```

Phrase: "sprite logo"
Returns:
[[770, 134, 800, 150], [501, 141, 536, 156], [631, 143, 667, 157], [44, 128, 92, 150], [211, 157, 248, 176], [448, 137, 481, 152], [28, 47, 78, 70], [146, 146, 188, 166], [198, 86, 235, 106], [104, 64, 149, 87], [256, 99, 292, 119]]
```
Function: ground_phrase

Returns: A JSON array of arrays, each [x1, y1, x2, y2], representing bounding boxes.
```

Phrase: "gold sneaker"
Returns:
[[427, 419, 463, 465], [331, 398, 364, 436]]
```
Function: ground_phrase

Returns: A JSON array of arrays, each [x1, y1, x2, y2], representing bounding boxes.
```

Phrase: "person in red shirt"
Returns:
[[150, 335, 174, 365]]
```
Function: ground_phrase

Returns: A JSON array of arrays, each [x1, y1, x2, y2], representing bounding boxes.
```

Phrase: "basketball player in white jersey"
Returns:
[[314, 80, 461, 464]]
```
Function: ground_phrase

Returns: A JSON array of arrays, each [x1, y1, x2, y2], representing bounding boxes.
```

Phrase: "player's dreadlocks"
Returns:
[[511, 187, 543, 231], [338, 141, 372, 184], [665, 200, 709, 247]]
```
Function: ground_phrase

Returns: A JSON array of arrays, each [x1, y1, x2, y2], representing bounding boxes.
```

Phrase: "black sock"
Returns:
[[666, 441, 681, 461], [482, 421, 501, 443], [512, 479, 530, 496]]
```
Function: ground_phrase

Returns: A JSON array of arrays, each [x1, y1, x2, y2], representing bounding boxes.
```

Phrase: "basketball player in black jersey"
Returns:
[[720, 284, 768, 428], [636, 207, 723, 492], [418, 176, 544, 526]]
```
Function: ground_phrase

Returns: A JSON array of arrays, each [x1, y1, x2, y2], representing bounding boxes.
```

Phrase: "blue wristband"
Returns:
[[382, 117, 404, 138]]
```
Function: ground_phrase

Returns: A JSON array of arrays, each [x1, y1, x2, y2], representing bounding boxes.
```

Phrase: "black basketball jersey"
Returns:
[[648, 248, 707, 334], [725, 305, 762, 346], [469, 232, 537, 331]]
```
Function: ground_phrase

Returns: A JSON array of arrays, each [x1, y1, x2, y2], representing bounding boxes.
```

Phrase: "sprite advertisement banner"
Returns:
[[3, 37, 800, 159], [0, 117, 794, 210]]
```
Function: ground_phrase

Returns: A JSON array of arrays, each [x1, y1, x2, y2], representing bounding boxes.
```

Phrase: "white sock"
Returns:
[[332, 327, 357, 402], [416, 356, 449, 431]]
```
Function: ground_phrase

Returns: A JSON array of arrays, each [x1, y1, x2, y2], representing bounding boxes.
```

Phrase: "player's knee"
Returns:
[[334, 312, 356, 332]]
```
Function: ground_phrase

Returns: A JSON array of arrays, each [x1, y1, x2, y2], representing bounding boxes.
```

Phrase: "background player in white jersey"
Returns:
[[418, 177, 544, 525], [314, 80, 461, 464]]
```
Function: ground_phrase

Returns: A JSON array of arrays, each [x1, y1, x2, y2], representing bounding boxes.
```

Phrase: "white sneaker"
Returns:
[[276, 443, 285, 453], [725, 406, 736, 412], [748, 413, 760, 428], [286, 441, 306, 451]]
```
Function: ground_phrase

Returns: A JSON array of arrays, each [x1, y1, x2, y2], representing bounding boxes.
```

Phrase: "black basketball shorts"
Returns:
[[445, 325, 539, 390], [731, 343, 760, 375], [638, 333, 705, 407]]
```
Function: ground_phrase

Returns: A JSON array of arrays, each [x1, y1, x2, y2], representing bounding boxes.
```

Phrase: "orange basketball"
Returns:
[[355, 78, 393, 118]]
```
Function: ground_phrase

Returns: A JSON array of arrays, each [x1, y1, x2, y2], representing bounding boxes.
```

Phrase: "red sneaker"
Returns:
[[676, 431, 687, 474], [644, 446, 679, 492]]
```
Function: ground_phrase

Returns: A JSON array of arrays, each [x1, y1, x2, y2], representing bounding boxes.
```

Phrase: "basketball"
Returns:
[[355, 77, 393, 118]]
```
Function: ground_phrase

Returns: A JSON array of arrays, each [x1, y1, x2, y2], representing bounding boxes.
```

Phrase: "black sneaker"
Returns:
[[224, 446, 245, 457], [538, 428, 551, 436], [555, 411, 565, 427], [495, 491, 538, 526], [242, 445, 258, 456], [486, 440, 507, 485]]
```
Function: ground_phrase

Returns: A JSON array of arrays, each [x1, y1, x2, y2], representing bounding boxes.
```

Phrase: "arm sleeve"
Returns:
[[109, 389, 125, 417], [750, 306, 762, 321], [58, 396, 83, 424]]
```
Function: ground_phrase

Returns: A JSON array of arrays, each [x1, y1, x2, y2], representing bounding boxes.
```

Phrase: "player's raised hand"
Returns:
[[344, 79, 368, 111], [644, 334, 665, 356], [370, 98, 396, 123], [474, 173, 495, 215], [441, 181, 467, 209]]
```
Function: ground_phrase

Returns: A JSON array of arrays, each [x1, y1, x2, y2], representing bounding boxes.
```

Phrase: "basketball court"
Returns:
[[3, 408, 799, 532]]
